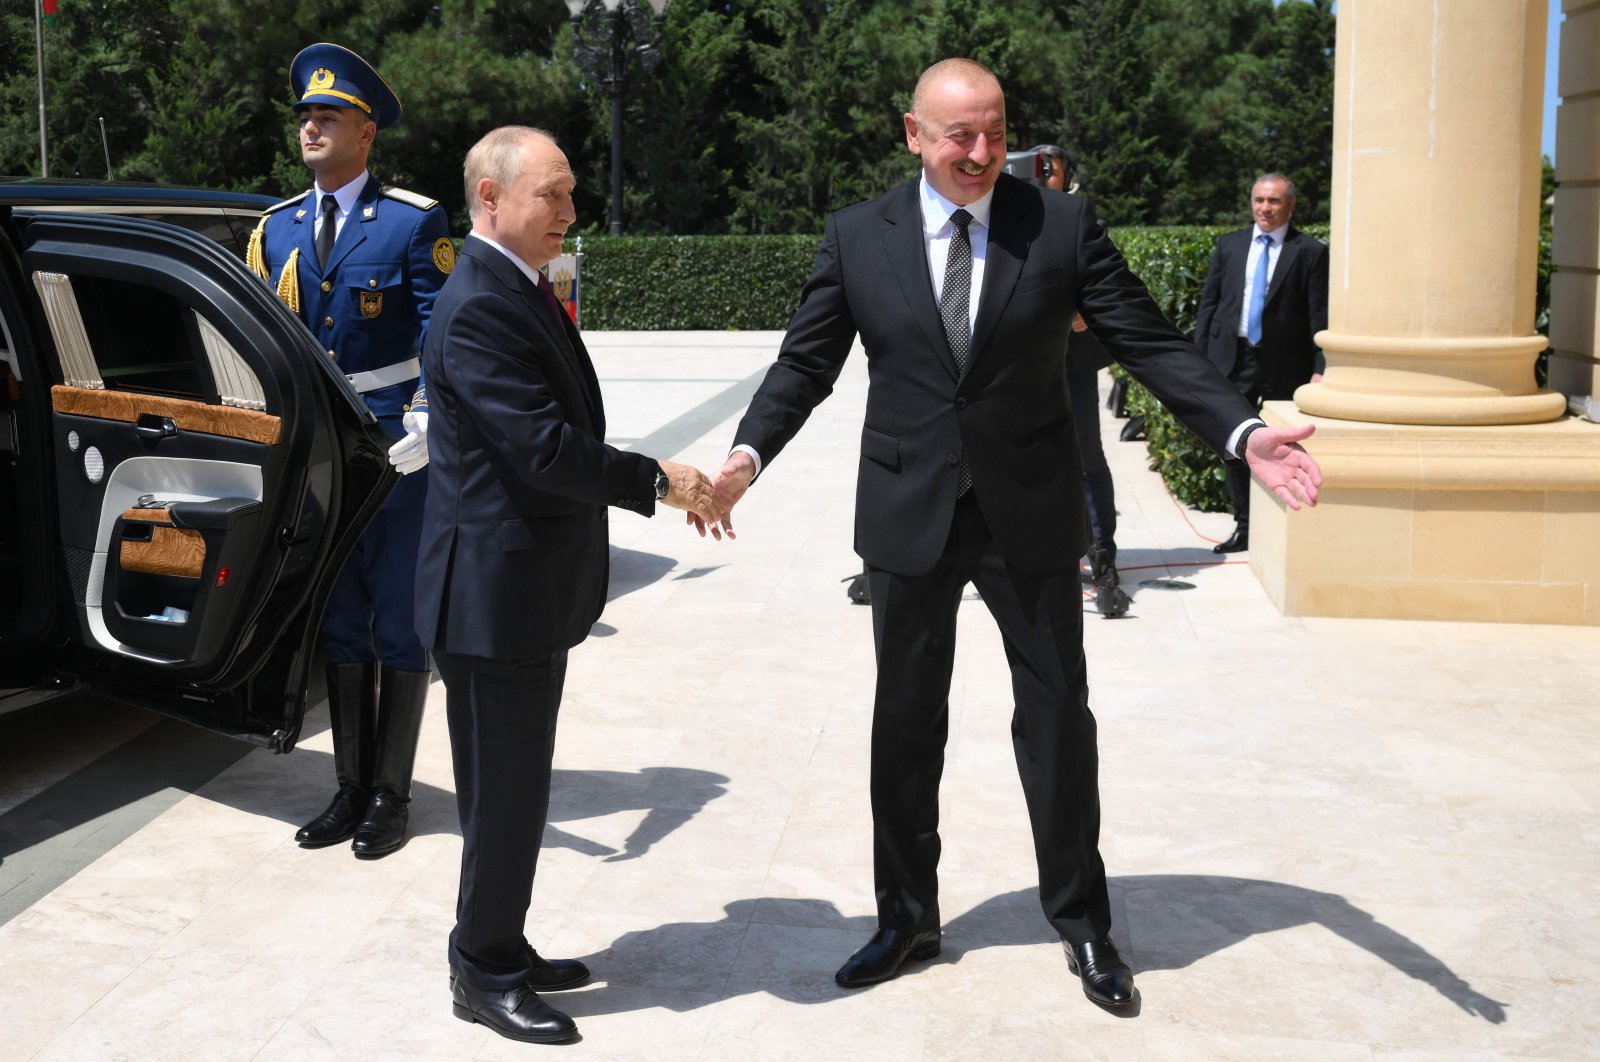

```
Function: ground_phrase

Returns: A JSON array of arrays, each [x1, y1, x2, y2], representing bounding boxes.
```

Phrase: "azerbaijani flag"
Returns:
[[42, 0, 58, 25]]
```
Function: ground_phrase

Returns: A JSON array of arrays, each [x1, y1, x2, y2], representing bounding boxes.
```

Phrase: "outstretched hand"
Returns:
[[1244, 423, 1321, 510], [655, 460, 723, 527], [687, 450, 756, 541]]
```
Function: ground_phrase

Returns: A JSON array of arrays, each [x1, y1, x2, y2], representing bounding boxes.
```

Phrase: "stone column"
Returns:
[[1294, 0, 1566, 425], [1249, 0, 1600, 627], [1549, 0, 1600, 401]]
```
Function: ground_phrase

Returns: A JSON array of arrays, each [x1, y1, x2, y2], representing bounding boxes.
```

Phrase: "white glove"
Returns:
[[388, 409, 429, 474]]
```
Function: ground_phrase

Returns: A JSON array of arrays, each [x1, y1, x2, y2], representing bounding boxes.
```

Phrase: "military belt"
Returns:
[[345, 357, 421, 394]]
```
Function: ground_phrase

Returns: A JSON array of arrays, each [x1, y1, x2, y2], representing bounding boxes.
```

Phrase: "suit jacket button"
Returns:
[[320, 280, 332, 293], [946, 452, 959, 467], [956, 397, 967, 409], [327, 349, 337, 358], [323, 316, 335, 328]]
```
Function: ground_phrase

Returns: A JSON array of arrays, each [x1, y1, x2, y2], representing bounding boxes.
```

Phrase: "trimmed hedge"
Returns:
[[572, 235, 822, 331]]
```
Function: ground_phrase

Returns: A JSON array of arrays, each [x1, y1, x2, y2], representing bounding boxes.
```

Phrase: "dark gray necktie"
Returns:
[[315, 194, 338, 270], [941, 208, 973, 373], [940, 208, 974, 495]]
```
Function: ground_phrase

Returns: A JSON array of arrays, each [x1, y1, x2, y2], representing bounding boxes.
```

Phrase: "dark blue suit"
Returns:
[[415, 236, 657, 990], [258, 174, 451, 668]]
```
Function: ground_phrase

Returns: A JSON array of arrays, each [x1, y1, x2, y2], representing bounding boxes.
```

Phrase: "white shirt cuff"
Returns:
[[1225, 418, 1265, 459], [731, 444, 763, 478]]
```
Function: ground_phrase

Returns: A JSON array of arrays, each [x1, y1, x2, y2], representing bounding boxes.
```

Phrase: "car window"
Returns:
[[71, 275, 205, 401], [32, 267, 266, 412]]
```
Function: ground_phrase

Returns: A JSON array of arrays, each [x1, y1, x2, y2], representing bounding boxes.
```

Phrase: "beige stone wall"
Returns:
[[1550, 0, 1600, 398]]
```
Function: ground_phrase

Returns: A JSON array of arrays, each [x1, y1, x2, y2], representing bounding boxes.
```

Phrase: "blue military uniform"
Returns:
[[249, 42, 450, 858], [255, 175, 450, 668]]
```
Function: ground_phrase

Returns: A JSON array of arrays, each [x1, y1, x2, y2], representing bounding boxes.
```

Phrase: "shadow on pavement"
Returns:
[[559, 880, 1506, 1023]]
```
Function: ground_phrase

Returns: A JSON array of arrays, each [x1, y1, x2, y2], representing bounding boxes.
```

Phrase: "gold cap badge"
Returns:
[[308, 68, 336, 92]]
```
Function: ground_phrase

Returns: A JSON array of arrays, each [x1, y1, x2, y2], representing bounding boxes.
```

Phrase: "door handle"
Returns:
[[135, 414, 178, 440]]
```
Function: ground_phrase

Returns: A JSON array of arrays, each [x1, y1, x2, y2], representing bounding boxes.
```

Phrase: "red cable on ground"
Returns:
[[1077, 464, 1252, 582]]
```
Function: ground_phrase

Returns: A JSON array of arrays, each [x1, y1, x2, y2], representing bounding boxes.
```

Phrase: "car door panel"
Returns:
[[8, 210, 396, 749]]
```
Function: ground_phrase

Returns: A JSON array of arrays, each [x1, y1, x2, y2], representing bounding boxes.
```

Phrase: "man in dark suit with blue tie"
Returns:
[[249, 43, 452, 858], [706, 59, 1324, 1009], [1193, 174, 1330, 553], [414, 126, 721, 1044]]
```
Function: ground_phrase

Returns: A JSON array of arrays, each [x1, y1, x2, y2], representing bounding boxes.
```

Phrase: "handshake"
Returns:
[[657, 450, 758, 542]]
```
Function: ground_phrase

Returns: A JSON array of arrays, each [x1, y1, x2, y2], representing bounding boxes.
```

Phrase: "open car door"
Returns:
[[3, 210, 396, 751]]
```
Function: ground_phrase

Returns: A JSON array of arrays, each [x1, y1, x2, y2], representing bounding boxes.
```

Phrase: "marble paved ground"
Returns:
[[2, 331, 1596, 1060]]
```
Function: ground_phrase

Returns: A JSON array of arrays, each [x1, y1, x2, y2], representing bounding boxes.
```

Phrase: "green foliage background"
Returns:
[[1, 0, 1336, 234]]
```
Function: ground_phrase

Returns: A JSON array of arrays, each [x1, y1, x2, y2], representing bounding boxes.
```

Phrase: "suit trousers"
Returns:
[[436, 647, 567, 991], [1224, 338, 1265, 525], [864, 492, 1111, 945], [1066, 369, 1116, 550]]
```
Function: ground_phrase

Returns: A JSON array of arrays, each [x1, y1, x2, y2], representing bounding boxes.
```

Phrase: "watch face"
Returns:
[[655, 471, 670, 499]]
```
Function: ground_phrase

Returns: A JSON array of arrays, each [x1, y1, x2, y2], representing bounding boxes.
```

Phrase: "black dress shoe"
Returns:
[[835, 927, 941, 987], [1064, 938, 1136, 1007], [526, 949, 589, 991], [295, 784, 369, 847], [351, 788, 409, 858], [1213, 525, 1249, 554], [449, 948, 590, 995], [452, 978, 577, 1044]]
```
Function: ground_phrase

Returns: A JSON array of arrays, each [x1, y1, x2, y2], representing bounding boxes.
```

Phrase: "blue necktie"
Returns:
[[1246, 233, 1271, 346]]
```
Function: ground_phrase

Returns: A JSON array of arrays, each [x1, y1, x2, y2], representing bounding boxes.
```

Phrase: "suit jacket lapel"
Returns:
[[968, 180, 1033, 372], [1225, 228, 1250, 318], [1265, 227, 1301, 308], [465, 240, 602, 431], [557, 311, 605, 440], [882, 182, 960, 383]]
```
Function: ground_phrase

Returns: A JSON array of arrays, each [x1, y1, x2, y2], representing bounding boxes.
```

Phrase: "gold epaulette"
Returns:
[[245, 217, 269, 280], [247, 192, 308, 305], [380, 185, 439, 211], [275, 248, 301, 315]]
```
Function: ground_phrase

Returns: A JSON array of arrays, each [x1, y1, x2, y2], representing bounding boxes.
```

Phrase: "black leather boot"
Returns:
[[352, 666, 430, 858], [1087, 541, 1129, 619], [296, 661, 376, 846]]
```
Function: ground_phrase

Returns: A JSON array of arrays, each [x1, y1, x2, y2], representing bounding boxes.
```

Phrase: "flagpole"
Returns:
[[35, 0, 49, 178]]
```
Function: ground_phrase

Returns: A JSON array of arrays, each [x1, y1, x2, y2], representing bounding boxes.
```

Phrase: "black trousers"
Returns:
[[1225, 338, 1266, 525], [865, 492, 1110, 945], [436, 647, 567, 991], [1066, 368, 1116, 550]]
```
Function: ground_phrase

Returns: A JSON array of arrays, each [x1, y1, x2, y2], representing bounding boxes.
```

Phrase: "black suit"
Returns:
[[415, 235, 658, 990], [733, 174, 1255, 943], [1192, 224, 1328, 521]]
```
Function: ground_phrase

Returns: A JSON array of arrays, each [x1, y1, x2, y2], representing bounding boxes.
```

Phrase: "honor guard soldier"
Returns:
[[247, 42, 452, 857]]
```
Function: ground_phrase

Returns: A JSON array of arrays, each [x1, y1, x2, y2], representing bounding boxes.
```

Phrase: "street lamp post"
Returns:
[[565, 0, 671, 237]]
